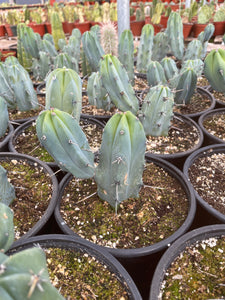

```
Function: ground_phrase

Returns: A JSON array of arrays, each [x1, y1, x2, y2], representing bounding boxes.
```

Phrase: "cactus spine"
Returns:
[[137, 24, 154, 73], [0, 97, 9, 138], [45, 68, 82, 121], [118, 29, 134, 85], [139, 85, 174, 136], [204, 49, 225, 94], [36, 108, 95, 178], [95, 111, 146, 210], [100, 54, 139, 114]]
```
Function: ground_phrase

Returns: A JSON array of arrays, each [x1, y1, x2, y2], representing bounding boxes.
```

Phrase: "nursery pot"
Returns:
[[207, 86, 225, 109], [28, 23, 46, 37], [130, 20, 145, 36], [198, 108, 225, 146], [192, 23, 208, 38], [55, 156, 196, 299], [0, 152, 59, 241], [62, 21, 75, 35], [0, 122, 14, 152], [150, 224, 225, 299], [5, 24, 17, 37], [183, 144, 225, 224], [213, 21, 225, 36], [0, 24, 6, 36], [8, 234, 142, 300], [74, 21, 91, 34], [182, 23, 193, 39]]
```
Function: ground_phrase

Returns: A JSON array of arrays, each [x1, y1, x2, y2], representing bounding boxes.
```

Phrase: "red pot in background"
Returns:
[[28, 23, 46, 37], [213, 21, 225, 36], [5, 24, 17, 37], [62, 21, 75, 35], [192, 23, 208, 38], [130, 20, 145, 36], [74, 21, 91, 34], [160, 15, 169, 28], [0, 50, 17, 62], [0, 25, 6, 36], [45, 22, 52, 34], [183, 23, 193, 39]]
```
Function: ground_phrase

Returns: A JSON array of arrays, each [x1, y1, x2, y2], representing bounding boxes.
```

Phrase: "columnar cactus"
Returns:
[[181, 59, 204, 78], [39, 39, 58, 57], [0, 97, 9, 138], [54, 53, 78, 71], [100, 22, 118, 56], [82, 31, 105, 72], [166, 12, 184, 60], [161, 57, 178, 83], [95, 111, 146, 210], [87, 71, 113, 111], [136, 24, 154, 73], [118, 29, 134, 85], [51, 11, 66, 50], [0, 203, 14, 252], [99, 54, 139, 114], [198, 23, 215, 58], [36, 108, 95, 178], [138, 84, 174, 136], [17, 23, 33, 71], [182, 40, 203, 61], [0, 165, 15, 206], [146, 61, 167, 87], [45, 68, 82, 121], [204, 49, 225, 94], [0, 63, 15, 109], [32, 52, 53, 82], [174, 67, 197, 105], [151, 32, 169, 61]]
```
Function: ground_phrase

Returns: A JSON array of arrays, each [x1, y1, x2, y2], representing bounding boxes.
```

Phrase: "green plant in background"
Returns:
[[29, 7, 44, 24], [204, 48, 225, 94], [135, 4, 145, 22], [62, 5, 78, 23], [51, 11, 66, 50], [0, 97, 9, 139], [151, 2, 165, 24], [180, 1, 198, 23], [100, 22, 118, 56], [16, 23, 33, 71], [6, 9, 24, 25], [197, 3, 213, 24], [36, 109, 146, 212], [109, 2, 117, 22], [213, 5, 225, 22]]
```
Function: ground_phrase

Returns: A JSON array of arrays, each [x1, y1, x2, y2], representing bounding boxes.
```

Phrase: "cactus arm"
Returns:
[[100, 54, 139, 114], [36, 108, 95, 178], [181, 59, 204, 78], [147, 61, 167, 87], [151, 32, 170, 62], [0, 98, 9, 138], [0, 166, 15, 207], [95, 111, 146, 209], [183, 40, 203, 61], [31, 51, 52, 82], [160, 57, 178, 82], [0, 203, 14, 253], [0, 64, 16, 109]]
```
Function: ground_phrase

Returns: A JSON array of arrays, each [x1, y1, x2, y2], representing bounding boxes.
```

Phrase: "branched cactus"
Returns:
[[36, 108, 95, 178], [146, 60, 167, 87], [181, 59, 204, 78], [151, 32, 169, 61], [197, 23, 215, 59], [204, 48, 225, 94], [62, 30, 81, 67], [39, 39, 58, 57], [0, 165, 15, 206], [99, 54, 139, 114], [82, 31, 105, 72], [31, 51, 53, 82], [100, 22, 118, 56], [138, 84, 174, 136], [0, 203, 14, 253], [166, 12, 184, 60], [160, 57, 178, 83], [45, 68, 82, 121], [118, 29, 134, 85], [182, 39, 203, 61], [136, 24, 154, 73], [87, 71, 113, 111], [51, 11, 66, 50], [0, 97, 9, 138], [95, 111, 146, 210]]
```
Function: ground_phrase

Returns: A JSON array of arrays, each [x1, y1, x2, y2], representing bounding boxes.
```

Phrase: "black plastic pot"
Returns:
[[0, 152, 59, 241], [55, 156, 196, 299], [183, 144, 225, 224], [150, 224, 225, 300], [207, 86, 225, 109], [0, 122, 14, 152], [8, 234, 142, 300], [198, 108, 225, 146], [145, 113, 204, 170]]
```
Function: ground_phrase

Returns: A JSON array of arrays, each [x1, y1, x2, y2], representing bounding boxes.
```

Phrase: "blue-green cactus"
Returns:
[[136, 24, 154, 73], [82, 31, 105, 72], [198, 23, 215, 59], [0, 203, 14, 253], [54, 53, 78, 72], [95, 111, 146, 210], [43, 33, 55, 45], [160, 57, 179, 83], [138, 84, 174, 136], [166, 12, 184, 60], [204, 48, 225, 94], [45, 68, 82, 121], [99, 54, 139, 114], [39, 39, 58, 57], [181, 59, 204, 78], [182, 39, 203, 61], [87, 71, 113, 111], [0, 63, 15, 109], [0, 97, 9, 138], [36, 108, 95, 178], [90, 24, 101, 44], [152, 32, 170, 62], [31, 51, 53, 82], [118, 29, 134, 85], [0, 165, 15, 206], [146, 60, 167, 87]]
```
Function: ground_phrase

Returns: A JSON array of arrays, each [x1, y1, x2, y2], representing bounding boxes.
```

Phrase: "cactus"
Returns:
[[99, 54, 139, 114], [80, 49, 92, 77], [43, 33, 55, 45], [204, 49, 225, 94], [0, 165, 15, 206], [152, 32, 169, 61], [64, 30, 81, 63], [0, 203, 14, 253], [100, 22, 118, 56], [0, 97, 9, 138], [136, 24, 154, 73], [45, 68, 82, 121], [181, 59, 204, 78], [166, 12, 184, 60], [146, 60, 167, 87], [17, 23, 33, 71], [138, 84, 174, 136], [118, 29, 134, 85], [36, 108, 95, 178], [90, 24, 101, 44], [5, 57, 39, 112], [197, 4, 213, 24], [197, 23, 215, 59], [54, 53, 78, 72], [39, 39, 58, 58], [95, 111, 146, 210], [182, 39, 203, 61], [31, 51, 53, 82], [0, 247, 65, 299], [51, 11, 66, 50], [160, 57, 178, 83], [0, 63, 15, 109], [87, 71, 113, 111], [82, 31, 105, 72], [174, 67, 197, 105], [102, 2, 110, 23]]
